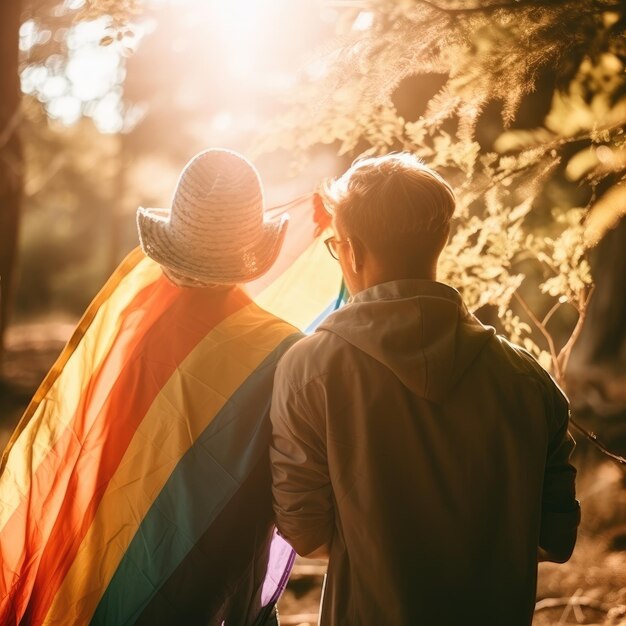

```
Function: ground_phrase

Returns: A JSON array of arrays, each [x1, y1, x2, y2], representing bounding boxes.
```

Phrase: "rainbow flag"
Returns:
[[0, 196, 341, 625]]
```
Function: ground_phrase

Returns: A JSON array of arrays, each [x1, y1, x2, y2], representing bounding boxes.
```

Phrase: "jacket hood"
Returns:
[[317, 279, 495, 403]]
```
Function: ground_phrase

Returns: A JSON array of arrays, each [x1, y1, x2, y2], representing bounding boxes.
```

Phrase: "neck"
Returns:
[[362, 262, 437, 290]]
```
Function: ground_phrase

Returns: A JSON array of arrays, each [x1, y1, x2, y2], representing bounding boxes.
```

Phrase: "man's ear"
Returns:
[[348, 237, 364, 273], [443, 223, 452, 245]]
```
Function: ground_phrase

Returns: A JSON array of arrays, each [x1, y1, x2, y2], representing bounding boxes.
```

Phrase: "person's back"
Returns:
[[96, 281, 300, 625], [269, 153, 580, 625], [272, 280, 578, 624]]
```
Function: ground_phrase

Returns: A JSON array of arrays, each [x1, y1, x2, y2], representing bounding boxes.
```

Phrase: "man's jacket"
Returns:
[[270, 279, 580, 626]]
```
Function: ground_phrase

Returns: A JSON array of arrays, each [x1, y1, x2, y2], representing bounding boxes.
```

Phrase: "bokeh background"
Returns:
[[2, 1, 626, 623]]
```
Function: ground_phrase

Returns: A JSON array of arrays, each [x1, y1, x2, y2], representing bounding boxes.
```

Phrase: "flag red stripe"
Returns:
[[0, 277, 177, 624]]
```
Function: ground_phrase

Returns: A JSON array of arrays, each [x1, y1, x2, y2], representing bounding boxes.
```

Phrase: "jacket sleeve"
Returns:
[[269, 361, 334, 557], [539, 384, 581, 562]]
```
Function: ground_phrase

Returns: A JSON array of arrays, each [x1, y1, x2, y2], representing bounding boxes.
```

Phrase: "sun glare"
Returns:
[[176, 0, 276, 83], [215, 1, 267, 79], [21, 0, 302, 134]]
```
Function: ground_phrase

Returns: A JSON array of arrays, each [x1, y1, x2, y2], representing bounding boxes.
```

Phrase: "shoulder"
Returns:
[[245, 302, 304, 346], [488, 334, 545, 378], [489, 334, 569, 413], [275, 329, 347, 393]]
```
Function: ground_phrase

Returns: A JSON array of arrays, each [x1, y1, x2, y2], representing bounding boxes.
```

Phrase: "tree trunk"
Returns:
[[0, 1, 23, 366], [567, 216, 626, 442]]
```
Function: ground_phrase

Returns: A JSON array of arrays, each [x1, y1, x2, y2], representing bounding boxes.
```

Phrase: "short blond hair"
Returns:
[[322, 153, 456, 254]]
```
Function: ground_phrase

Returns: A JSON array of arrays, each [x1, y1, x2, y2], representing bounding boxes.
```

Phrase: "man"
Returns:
[[269, 153, 580, 625], [0, 149, 300, 625]]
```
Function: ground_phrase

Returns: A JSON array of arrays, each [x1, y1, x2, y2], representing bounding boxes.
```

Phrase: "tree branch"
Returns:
[[502, 120, 626, 160], [541, 300, 562, 327], [513, 291, 562, 382], [418, 0, 622, 15], [535, 595, 609, 613], [557, 286, 594, 376], [540, 285, 626, 470], [569, 417, 626, 467]]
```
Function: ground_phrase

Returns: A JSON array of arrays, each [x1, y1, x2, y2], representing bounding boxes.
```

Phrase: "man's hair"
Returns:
[[321, 153, 456, 256]]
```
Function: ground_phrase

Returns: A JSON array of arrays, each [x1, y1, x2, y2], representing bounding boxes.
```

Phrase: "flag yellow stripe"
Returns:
[[0, 234, 338, 534], [255, 234, 341, 329], [43, 303, 296, 625], [0, 251, 159, 532]]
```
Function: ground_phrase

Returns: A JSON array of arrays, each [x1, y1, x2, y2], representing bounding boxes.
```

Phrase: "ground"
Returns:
[[1, 321, 625, 625]]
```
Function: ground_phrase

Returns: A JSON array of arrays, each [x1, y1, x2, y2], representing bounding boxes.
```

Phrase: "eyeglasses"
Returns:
[[324, 236, 349, 261]]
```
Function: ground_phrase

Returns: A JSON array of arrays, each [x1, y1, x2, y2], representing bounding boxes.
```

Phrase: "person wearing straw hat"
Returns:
[[0, 148, 301, 626], [130, 148, 301, 624]]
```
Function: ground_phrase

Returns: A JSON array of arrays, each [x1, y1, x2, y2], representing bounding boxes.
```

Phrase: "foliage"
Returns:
[[14, 0, 333, 312], [254, 0, 626, 391], [13, 0, 130, 319], [19, 0, 130, 132], [78, 0, 142, 36]]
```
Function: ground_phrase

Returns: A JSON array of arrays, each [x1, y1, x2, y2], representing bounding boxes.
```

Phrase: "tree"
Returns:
[[16, 97, 121, 316], [0, 1, 24, 364], [1, 0, 121, 362]]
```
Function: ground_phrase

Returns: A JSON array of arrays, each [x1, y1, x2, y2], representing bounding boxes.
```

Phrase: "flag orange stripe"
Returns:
[[0, 195, 337, 624], [0, 248, 146, 474], [0, 256, 160, 614]]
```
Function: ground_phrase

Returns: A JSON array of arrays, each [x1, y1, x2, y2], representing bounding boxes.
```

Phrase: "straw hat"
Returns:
[[136, 149, 288, 284]]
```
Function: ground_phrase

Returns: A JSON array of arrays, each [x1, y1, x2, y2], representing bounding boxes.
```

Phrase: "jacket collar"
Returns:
[[350, 279, 465, 310]]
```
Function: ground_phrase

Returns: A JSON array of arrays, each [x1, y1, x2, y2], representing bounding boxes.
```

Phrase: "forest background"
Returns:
[[1, 0, 626, 623]]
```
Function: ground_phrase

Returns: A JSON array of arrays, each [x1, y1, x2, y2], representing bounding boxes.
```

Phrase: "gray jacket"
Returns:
[[270, 279, 580, 626]]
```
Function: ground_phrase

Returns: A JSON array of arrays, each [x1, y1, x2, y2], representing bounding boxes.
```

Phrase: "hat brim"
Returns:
[[137, 207, 289, 284]]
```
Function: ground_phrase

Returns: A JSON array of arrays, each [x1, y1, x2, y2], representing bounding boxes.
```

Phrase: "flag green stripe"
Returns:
[[90, 333, 301, 625]]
